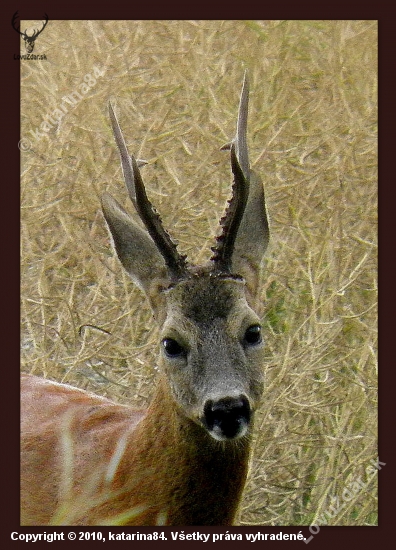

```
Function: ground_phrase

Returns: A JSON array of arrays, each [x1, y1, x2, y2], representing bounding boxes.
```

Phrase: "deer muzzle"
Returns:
[[202, 395, 251, 441]]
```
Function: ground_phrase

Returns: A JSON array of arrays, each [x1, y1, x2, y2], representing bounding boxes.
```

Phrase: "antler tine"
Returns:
[[11, 11, 23, 36], [33, 14, 48, 38], [108, 102, 188, 281], [211, 73, 251, 273]]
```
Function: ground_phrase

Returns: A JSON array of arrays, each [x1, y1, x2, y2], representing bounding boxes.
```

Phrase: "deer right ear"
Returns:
[[101, 193, 170, 312]]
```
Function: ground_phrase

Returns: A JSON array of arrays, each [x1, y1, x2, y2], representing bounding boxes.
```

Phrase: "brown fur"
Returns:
[[21, 374, 250, 525]]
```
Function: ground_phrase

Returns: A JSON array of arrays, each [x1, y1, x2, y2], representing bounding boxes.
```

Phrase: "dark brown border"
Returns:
[[1, 0, 22, 536], [4, 3, 387, 548]]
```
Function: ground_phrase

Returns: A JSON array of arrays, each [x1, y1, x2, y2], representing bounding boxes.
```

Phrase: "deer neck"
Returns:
[[123, 377, 252, 525]]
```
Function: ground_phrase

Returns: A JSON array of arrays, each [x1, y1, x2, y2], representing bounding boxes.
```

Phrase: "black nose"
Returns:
[[203, 396, 251, 440]]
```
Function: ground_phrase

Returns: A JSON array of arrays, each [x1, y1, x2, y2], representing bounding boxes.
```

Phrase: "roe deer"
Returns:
[[21, 74, 269, 526]]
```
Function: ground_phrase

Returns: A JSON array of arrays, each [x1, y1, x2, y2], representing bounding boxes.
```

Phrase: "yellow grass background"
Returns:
[[20, 20, 377, 525]]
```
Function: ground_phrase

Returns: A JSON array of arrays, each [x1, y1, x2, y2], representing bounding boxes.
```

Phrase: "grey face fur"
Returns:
[[158, 274, 265, 439]]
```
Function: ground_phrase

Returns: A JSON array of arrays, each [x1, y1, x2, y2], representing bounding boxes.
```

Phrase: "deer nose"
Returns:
[[203, 396, 251, 441]]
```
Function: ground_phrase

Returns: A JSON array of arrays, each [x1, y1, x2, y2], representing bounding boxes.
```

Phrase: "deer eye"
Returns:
[[162, 338, 186, 358], [244, 325, 262, 346]]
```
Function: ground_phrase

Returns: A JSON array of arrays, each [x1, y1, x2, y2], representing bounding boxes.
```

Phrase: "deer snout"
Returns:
[[202, 396, 251, 441]]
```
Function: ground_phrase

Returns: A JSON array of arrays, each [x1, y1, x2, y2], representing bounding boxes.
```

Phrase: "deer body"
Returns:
[[21, 75, 269, 526], [21, 373, 249, 525]]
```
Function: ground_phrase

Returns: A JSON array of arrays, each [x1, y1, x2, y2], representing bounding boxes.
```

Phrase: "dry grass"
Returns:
[[20, 20, 377, 525]]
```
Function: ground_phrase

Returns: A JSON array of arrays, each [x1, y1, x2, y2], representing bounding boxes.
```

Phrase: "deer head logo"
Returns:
[[12, 12, 48, 53]]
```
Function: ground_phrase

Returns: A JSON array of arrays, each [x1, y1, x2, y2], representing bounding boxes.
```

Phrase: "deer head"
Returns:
[[101, 74, 269, 442], [12, 12, 48, 53]]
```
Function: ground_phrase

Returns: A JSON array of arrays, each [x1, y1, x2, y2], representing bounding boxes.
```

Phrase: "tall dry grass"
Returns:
[[20, 20, 377, 525]]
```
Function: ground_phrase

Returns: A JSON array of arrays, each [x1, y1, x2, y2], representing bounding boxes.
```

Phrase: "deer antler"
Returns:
[[11, 12, 24, 36], [12, 12, 48, 38], [211, 72, 251, 273], [108, 102, 189, 281], [30, 14, 48, 40]]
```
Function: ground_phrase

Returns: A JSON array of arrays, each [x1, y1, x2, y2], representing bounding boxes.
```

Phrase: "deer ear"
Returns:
[[101, 193, 170, 313], [232, 170, 269, 306]]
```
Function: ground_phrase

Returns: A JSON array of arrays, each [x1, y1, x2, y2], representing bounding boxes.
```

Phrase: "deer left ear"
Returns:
[[232, 170, 269, 306]]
